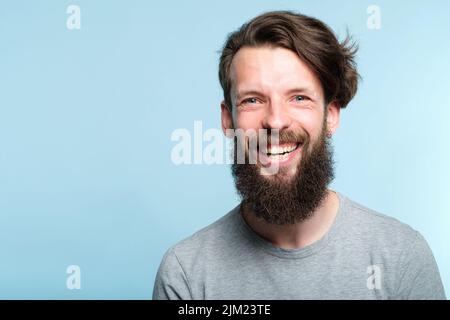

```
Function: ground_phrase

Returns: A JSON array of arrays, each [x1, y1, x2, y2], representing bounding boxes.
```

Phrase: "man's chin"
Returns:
[[257, 157, 300, 178], [232, 130, 334, 225], [257, 164, 299, 183]]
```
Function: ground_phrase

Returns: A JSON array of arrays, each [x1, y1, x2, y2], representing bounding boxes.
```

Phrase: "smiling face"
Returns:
[[222, 46, 341, 224], [222, 46, 340, 179]]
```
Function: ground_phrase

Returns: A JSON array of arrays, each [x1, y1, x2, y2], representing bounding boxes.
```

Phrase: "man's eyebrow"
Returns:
[[236, 87, 315, 98], [235, 90, 265, 100], [284, 87, 315, 96]]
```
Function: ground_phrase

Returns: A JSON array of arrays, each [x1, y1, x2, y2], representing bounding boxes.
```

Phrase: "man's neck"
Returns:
[[241, 189, 340, 250]]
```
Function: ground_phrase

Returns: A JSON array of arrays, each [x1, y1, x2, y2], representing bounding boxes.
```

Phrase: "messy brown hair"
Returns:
[[219, 11, 360, 110]]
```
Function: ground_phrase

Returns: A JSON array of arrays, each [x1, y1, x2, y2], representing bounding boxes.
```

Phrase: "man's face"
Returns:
[[221, 46, 340, 224], [223, 46, 339, 178]]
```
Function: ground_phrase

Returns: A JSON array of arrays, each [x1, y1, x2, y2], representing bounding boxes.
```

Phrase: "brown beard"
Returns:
[[231, 126, 334, 225]]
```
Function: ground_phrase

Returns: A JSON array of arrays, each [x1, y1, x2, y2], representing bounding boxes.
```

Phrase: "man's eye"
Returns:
[[294, 95, 307, 102], [243, 97, 258, 104]]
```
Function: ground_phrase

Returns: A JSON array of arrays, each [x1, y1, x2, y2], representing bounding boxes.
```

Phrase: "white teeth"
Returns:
[[268, 153, 290, 160], [266, 144, 298, 155]]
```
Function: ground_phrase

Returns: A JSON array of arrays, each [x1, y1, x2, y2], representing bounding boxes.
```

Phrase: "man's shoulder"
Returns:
[[340, 193, 445, 299], [340, 193, 419, 244]]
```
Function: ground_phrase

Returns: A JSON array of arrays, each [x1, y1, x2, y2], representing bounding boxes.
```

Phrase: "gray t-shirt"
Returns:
[[153, 192, 446, 300]]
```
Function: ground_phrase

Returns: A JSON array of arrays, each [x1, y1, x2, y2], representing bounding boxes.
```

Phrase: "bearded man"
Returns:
[[153, 11, 445, 300]]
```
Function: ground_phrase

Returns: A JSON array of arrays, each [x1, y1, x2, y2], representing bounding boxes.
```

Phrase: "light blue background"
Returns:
[[0, 0, 448, 299]]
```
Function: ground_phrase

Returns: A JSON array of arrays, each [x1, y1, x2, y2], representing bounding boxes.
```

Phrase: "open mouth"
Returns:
[[259, 142, 302, 161]]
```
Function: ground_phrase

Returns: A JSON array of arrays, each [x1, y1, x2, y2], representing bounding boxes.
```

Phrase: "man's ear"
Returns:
[[221, 101, 234, 137], [326, 100, 340, 135]]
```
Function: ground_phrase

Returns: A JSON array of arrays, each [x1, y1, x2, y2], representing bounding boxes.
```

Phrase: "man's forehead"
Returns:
[[230, 46, 302, 76], [229, 47, 321, 99]]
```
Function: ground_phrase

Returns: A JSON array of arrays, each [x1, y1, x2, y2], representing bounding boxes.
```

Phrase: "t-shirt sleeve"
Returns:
[[396, 231, 446, 300], [152, 247, 193, 300]]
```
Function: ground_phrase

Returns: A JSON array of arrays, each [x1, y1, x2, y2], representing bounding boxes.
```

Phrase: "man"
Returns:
[[153, 11, 446, 299]]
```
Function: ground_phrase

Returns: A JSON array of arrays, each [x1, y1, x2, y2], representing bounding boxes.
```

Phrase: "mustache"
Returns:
[[267, 129, 307, 145], [246, 129, 309, 148]]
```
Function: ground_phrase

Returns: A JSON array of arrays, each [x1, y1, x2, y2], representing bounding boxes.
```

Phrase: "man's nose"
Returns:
[[261, 100, 292, 130]]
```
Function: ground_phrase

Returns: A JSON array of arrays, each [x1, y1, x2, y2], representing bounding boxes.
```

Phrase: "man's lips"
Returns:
[[259, 142, 300, 155], [256, 142, 303, 167]]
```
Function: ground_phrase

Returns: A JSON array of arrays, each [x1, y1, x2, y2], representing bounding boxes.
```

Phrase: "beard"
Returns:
[[231, 125, 334, 225]]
